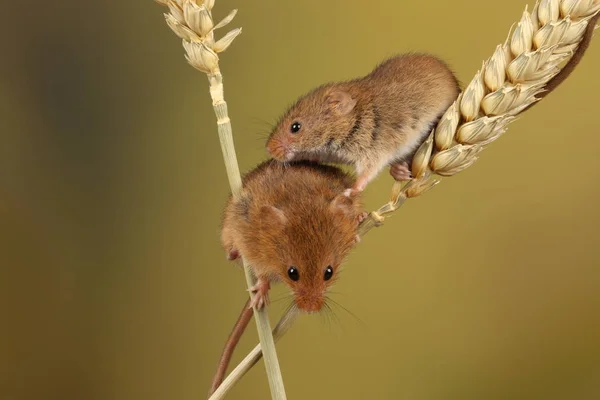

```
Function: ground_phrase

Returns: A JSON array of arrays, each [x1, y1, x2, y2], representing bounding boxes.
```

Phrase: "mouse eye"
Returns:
[[290, 121, 301, 133], [324, 265, 333, 281], [287, 266, 299, 281]]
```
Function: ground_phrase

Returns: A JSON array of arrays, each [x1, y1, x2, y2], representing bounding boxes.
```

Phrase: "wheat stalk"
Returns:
[[211, 0, 600, 396], [154, 1, 288, 399]]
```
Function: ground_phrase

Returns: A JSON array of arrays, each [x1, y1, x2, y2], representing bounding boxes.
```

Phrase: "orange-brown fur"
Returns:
[[266, 53, 461, 191], [221, 159, 364, 312]]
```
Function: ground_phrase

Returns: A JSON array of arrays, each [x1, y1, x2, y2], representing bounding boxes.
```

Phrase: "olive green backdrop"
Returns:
[[1, 1, 599, 399]]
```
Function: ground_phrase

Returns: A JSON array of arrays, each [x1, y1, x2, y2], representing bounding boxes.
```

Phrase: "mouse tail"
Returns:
[[208, 297, 254, 396]]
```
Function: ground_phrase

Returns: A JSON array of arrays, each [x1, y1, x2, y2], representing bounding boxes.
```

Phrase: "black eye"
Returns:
[[288, 266, 299, 281], [290, 121, 301, 133], [324, 265, 333, 281]]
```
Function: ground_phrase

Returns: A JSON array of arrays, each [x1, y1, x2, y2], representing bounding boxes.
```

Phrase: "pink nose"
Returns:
[[266, 140, 287, 160], [296, 297, 324, 314]]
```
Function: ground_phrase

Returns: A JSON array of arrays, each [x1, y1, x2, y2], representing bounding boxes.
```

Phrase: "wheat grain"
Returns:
[[155, 1, 288, 400]]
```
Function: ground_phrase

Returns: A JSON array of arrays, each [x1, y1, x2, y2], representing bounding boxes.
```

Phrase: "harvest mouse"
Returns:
[[266, 19, 600, 196], [210, 159, 365, 395], [221, 159, 365, 311], [266, 53, 461, 194]]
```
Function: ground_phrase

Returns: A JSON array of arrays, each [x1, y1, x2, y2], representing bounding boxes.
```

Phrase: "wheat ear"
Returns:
[[154, 1, 288, 399], [213, 0, 600, 396], [359, 0, 600, 234]]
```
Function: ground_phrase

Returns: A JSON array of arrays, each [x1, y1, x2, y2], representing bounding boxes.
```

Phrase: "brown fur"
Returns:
[[266, 53, 461, 191], [210, 160, 364, 396], [221, 159, 363, 312]]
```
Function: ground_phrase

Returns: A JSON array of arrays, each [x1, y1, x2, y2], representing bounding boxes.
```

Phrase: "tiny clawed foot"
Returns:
[[390, 162, 413, 181], [247, 279, 270, 310], [356, 211, 368, 224], [227, 249, 240, 260]]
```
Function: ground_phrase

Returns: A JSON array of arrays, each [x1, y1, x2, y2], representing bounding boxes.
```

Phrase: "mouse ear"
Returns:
[[326, 90, 356, 116], [329, 193, 356, 217], [258, 205, 288, 229]]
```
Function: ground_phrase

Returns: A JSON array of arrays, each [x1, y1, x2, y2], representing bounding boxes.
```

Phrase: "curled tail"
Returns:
[[208, 298, 253, 397]]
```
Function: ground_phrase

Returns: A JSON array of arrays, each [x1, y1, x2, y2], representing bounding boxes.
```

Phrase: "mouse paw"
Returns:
[[248, 278, 271, 310], [226, 249, 240, 261], [356, 211, 369, 225], [390, 162, 413, 181]]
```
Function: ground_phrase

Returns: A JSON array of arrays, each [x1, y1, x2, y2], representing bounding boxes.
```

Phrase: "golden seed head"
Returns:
[[184, 2, 214, 37], [411, 132, 434, 179], [460, 69, 485, 122], [481, 85, 518, 115], [183, 40, 219, 73], [531, 1, 541, 31], [214, 28, 243, 53], [434, 99, 460, 151], [538, 0, 560, 25], [511, 9, 534, 56], [159, 0, 241, 74], [502, 29, 516, 62], [456, 116, 497, 145], [405, 176, 440, 198], [165, 13, 201, 42], [168, 1, 185, 23], [515, 81, 546, 103], [484, 45, 508, 91], [534, 19, 569, 47], [456, 115, 515, 146], [561, 0, 581, 16], [507, 52, 537, 82], [430, 145, 482, 176], [562, 18, 588, 44], [562, 0, 600, 18]]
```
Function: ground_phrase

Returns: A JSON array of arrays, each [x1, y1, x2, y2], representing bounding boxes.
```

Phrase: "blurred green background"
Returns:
[[1, 0, 599, 399]]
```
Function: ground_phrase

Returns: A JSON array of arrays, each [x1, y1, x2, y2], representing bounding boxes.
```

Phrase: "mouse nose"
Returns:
[[266, 139, 284, 158], [296, 296, 324, 314], [267, 138, 292, 161]]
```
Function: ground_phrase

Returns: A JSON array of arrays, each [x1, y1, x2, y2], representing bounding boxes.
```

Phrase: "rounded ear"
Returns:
[[258, 205, 288, 229], [329, 193, 356, 217], [326, 90, 356, 116]]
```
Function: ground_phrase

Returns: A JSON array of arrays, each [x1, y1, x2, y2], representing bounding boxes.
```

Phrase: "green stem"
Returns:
[[207, 71, 287, 400]]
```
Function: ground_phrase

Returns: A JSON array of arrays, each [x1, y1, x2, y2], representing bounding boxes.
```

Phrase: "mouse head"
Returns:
[[266, 86, 358, 162], [254, 192, 361, 313]]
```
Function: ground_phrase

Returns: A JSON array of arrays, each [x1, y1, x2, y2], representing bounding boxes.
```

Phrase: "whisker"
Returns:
[[325, 301, 342, 329], [320, 302, 335, 332], [254, 132, 271, 139], [324, 290, 348, 297], [248, 117, 276, 129], [269, 294, 294, 304], [326, 297, 367, 329]]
